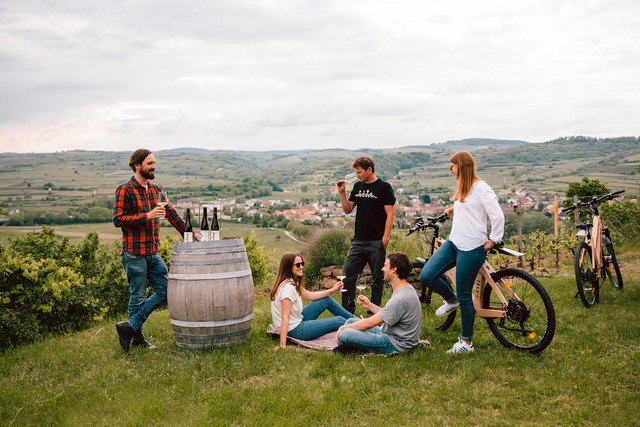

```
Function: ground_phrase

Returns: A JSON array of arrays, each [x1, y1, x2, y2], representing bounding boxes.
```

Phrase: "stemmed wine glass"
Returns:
[[156, 190, 169, 221], [336, 275, 347, 292], [157, 190, 169, 208], [356, 276, 368, 293]]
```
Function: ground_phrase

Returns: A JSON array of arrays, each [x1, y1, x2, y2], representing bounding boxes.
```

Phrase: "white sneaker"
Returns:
[[435, 300, 459, 317], [447, 339, 474, 354]]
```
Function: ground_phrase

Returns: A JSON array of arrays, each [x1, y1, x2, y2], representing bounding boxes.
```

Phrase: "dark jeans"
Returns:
[[342, 239, 386, 311], [121, 252, 168, 340], [418, 240, 487, 341]]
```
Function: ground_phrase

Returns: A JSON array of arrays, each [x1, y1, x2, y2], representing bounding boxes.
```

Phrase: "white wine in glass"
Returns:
[[157, 190, 169, 208], [336, 275, 347, 292]]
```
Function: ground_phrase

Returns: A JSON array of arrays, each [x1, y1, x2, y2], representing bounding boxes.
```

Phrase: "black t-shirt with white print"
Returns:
[[348, 179, 396, 241]]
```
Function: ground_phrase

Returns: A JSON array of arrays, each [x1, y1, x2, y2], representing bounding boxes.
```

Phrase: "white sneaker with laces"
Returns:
[[447, 339, 474, 354], [435, 300, 459, 317]]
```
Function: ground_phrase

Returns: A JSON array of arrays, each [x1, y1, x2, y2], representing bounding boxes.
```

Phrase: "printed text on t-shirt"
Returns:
[[354, 190, 378, 199]]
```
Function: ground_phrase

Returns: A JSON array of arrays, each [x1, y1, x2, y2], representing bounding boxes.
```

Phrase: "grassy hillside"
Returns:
[[1, 264, 639, 425], [1, 137, 638, 222]]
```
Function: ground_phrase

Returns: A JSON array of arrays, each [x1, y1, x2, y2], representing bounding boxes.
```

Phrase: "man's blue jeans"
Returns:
[[288, 296, 356, 340], [418, 240, 487, 341], [121, 252, 168, 336], [337, 318, 399, 355], [342, 239, 386, 311]]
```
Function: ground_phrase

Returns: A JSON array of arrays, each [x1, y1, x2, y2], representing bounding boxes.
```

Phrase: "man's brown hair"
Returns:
[[386, 252, 412, 280], [129, 149, 153, 172], [352, 156, 375, 173]]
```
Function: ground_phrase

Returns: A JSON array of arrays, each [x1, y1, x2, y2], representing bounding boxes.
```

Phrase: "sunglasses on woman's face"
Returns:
[[294, 261, 305, 268], [449, 163, 457, 171]]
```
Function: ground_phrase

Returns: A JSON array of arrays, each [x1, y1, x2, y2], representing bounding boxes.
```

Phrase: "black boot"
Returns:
[[131, 329, 156, 349], [115, 321, 136, 352]]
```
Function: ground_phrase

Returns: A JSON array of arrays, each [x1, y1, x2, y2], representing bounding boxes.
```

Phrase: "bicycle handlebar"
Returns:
[[407, 213, 449, 235], [560, 190, 625, 213]]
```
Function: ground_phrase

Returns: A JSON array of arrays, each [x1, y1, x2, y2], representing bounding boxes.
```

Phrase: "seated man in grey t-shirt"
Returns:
[[336, 252, 422, 355]]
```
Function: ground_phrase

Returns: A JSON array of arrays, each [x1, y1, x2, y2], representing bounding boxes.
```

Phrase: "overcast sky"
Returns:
[[0, 0, 638, 153]]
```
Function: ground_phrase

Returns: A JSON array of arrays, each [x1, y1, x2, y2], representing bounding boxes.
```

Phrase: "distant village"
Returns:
[[173, 186, 629, 226]]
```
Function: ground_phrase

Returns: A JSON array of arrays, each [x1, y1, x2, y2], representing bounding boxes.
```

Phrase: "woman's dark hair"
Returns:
[[129, 149, 153, 172], [387, 252, 412, 280], [352, 156, 375, 173], [269, 252, 306, 300]]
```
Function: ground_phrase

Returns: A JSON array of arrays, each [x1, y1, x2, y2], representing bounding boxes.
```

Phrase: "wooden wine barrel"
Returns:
[[167, 239, 254, 349]]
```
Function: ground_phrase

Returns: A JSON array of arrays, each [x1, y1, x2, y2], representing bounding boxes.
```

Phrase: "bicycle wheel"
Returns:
[[575, 242, 599, 307], [603, 243, 623, 290], [482, 268, 556, 354]]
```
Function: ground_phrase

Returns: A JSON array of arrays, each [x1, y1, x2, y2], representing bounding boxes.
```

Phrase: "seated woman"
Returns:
[[270, 252, 356, 348]]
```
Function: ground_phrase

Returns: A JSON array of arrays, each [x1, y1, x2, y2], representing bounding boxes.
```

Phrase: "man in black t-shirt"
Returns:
[[337, 157, 396, 312]]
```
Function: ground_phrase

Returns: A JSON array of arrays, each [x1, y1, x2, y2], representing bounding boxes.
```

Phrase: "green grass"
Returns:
[[1, 266, 639, 425]]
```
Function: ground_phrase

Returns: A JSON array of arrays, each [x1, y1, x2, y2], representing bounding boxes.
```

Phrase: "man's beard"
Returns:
[[140, 169, 155, 180]]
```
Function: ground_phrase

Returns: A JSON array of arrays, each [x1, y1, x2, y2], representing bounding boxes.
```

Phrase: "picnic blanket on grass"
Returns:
[[267, 324, 339, 350]]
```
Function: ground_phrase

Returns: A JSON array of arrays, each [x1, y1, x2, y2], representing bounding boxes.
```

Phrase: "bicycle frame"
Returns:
[[579, 214, 603, 277], [575, 200, 619, 280], [412, 214, 521, 319]]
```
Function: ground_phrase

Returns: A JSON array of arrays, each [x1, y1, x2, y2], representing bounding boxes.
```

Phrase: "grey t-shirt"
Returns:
[[379, 285, 422, 352]]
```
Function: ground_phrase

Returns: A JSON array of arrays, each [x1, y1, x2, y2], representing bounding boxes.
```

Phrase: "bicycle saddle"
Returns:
[[576, 222, 593, 230]]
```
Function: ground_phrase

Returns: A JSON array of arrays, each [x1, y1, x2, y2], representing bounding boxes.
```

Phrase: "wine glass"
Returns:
[[356, 276, 368, 293], [336, 275, 347, 292], [157, 190, 169, 209], [343, 172, 358, 183]]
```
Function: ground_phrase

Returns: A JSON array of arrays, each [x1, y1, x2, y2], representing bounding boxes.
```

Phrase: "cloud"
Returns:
[[1, 0, 639, 153]]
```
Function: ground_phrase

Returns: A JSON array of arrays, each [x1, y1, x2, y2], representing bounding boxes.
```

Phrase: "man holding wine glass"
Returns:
[[336, 252, 422, 355], [113, 148, 198, 352], [336, 156, 396, 313]]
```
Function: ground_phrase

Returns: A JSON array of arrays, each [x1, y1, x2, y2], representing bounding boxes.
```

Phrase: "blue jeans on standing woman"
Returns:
[[121, 252, 168, 340], [288, 296, 356, 340], [419, 240, 487, 341]]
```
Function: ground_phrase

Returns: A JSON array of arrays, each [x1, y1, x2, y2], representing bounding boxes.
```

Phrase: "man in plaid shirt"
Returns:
[[114, 148, 194, 351]]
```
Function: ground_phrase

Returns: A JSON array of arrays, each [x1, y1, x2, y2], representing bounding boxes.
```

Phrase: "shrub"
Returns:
[[303, 229, 351, 285], [601, 200, 640, 246], [0, 227, 128, 350], [388, 231, 428, 262], [243, 231, 274, 288], [158, 236, 175, 269]]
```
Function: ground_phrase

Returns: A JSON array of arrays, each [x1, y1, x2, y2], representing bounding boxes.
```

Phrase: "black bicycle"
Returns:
[[408, 214, 556, 354], [561, 190, 625, 308]]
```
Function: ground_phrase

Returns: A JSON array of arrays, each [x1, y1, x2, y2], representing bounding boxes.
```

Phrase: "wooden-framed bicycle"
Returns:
[[409, 213, 556, 354], [561, 190, 625, 307]]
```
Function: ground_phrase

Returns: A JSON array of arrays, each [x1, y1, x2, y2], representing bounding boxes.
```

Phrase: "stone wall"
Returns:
[[317, 265, 423, 290]]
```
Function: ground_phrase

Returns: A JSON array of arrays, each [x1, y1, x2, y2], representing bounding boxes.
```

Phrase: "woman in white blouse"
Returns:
[[270, 252, 356, 348], [419, 151, 504, 354]]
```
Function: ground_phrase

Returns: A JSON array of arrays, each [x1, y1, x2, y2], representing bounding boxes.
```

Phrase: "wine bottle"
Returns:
[[200, 207, 210, 241], [212, 207, 221, 241], [184, 208, 193, 243]]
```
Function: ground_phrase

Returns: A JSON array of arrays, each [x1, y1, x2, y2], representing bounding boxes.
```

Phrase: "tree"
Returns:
[[563, 177, 610, 208], [601, 200, 640, 246]]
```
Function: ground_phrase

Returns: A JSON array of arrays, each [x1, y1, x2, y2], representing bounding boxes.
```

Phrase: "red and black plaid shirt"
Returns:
[[113, 177, 185, 255]]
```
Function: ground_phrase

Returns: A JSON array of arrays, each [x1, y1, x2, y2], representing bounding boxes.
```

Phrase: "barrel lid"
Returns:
[[172, 238, 244, 252]]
